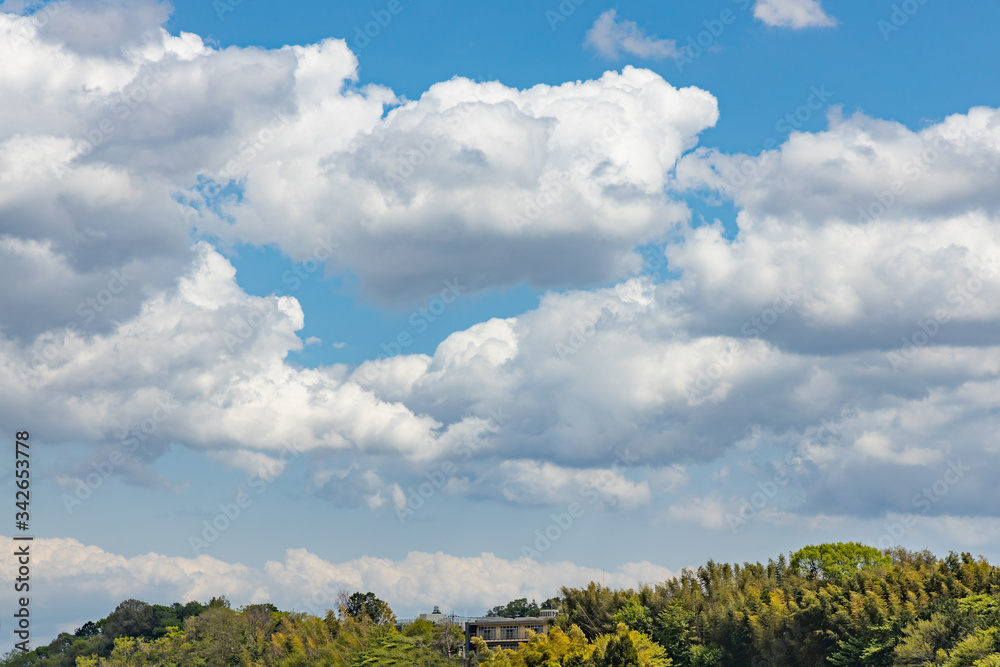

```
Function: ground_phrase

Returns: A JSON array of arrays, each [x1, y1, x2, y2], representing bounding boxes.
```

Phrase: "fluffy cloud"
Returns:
[[35, 0, 172, 56], [4, 230, 999, 521], [664, 492, 729, 530], [498, 460, 651, 509], [200, 65, 716, 302], [0, 2, 718, 340], [673, 108, 1000, 345], [2, 243, 477, 467], [0, 8, 218, 340], [339, 105, 1000, 520], [753, 0, 836, 28], [677, 107, 1000, 225], [585, 10, 682, 61]]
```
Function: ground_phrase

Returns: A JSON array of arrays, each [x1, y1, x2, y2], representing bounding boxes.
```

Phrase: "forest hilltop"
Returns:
[[3, 542, 1000, 667]]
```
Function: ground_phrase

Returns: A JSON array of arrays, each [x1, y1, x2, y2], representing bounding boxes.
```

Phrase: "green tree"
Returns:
[[653, 603, 692, 666], [970, 657, 1000, 667], [686, 645, 722, 667], [432, 621, 465, 659], [559, 583, 631, 638], [506, 624, 592, 665], [614, 599, 652, 634], [208, 595, 232, 609], [828, 621, 898, 667], [943, 629, 999, 667], [183, 605, 242, 665], [104, 599, 157, 640], [791, 543, 890, 583], [488, 598, 541, 619], [601, 633, 640, 667], [404, 618, 437, 642], [74, 621, 100, 638], [344, 592, 396, 626], [894, 614, 951, 666], [593, 625, 670, 667], [350, 631, 457, 666]]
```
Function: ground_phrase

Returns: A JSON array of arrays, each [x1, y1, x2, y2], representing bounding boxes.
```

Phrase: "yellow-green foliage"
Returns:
[[557, 547, 1000, 667], [55, 600, 459, 667], [473, 622, 670, 667], [511, 624, 592, 665], [591, 624, 671, 667]]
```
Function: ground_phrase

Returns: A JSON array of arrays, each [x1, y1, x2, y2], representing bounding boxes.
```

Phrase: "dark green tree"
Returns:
[[653, 603, 693, 665], [687, 645, 723, 667], [344, 591, 396, 625], [74, 621, 100, 638], [104, 599, 156, 640], [601, 633, 640, 667], [208, 595, 231, 609], [487, 598, 541, 618]]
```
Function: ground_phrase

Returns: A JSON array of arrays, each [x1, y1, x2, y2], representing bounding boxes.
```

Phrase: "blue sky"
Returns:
[[3, 0, 1000, 650]]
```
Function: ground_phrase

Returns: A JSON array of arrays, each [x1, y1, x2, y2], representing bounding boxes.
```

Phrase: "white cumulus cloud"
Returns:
[[754, 0, 836, 28], [585, 10, 682, 60]]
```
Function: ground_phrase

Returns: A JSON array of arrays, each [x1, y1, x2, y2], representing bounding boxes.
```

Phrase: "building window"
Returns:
[[501, 626, 518, 640], [479, 627, 495, 640], [526, 625, 544, 634]]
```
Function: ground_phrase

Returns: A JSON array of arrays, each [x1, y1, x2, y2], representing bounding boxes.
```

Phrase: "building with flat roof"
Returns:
[[464, 609, 557, 653], [419, 605, 447, 624]]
